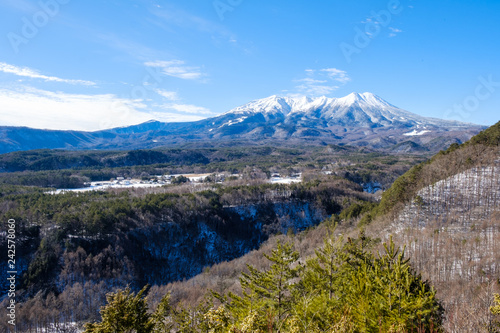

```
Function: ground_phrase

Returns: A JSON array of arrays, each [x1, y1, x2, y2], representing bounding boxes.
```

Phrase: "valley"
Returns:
[[0, 121, 497, 332]]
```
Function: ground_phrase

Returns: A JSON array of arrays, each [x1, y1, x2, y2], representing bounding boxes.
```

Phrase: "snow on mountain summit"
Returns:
[[217, 92, 475, 132], [227, 95, 293, 116], [338, 92, 395, 108], [227, 92, 398, 116]]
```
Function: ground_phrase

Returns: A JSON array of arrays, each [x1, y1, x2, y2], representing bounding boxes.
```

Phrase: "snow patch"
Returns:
[[219, 117, 247, 128], [269, 177, 302, 184], [403, 129, 431, 136]]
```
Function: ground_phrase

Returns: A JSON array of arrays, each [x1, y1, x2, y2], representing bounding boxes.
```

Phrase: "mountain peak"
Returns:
[[340, 92, 363, 104], [332, 92, 396, 110], [223, 92, 403, 120], [280, 92, 388, 107], [348, 91, 363, 98]]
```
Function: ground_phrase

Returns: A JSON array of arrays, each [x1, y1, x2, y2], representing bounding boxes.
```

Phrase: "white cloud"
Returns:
[[153, 88, 214, 121], [145, 60, 205, 81], [0, 86, 151, 131], [161, 103, 214, 115], [0, 62, 96, 86], [149, 112, 207, 123], [388, 27, 403, 37], [295, 83, 339, 96], [295, 68, 350, 96], [150, 4, 237, 45], [155, 89, 179, 101], [320, 68, 351, 84]]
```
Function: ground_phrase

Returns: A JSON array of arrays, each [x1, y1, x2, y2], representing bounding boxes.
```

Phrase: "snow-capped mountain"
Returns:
[[218, 92, 466, 129], [203, 93, 480, 147], [0, 93, 486, 153]]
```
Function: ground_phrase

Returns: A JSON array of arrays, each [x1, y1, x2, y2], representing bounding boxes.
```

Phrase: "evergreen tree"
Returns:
[[300, 234, 443, 332], [226, 241, 301, 331], [341, 236, 443, 332], [84, 286, 153, 333], [297, 231, 347, 331], [151, 293, 174, 333]]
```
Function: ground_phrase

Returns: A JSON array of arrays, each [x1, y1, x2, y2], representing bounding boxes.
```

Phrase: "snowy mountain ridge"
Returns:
[[228, 92, 394, 115], [223, 92, 469, 129]]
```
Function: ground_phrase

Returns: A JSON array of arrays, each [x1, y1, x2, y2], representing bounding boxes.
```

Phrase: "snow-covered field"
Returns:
[[48, 173, 213, 194], [269, 176, 302, 184], [48, 172, 303, 194], [48, 180, 166, 194]]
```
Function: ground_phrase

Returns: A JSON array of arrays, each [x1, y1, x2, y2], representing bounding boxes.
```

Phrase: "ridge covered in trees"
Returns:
[[377, 121, 500, 217], [359, 120, 500, 331]]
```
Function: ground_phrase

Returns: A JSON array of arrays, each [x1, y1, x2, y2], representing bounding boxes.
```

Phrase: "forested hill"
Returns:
[[364, 120, 500, 331], [376, 120, 500, 217]]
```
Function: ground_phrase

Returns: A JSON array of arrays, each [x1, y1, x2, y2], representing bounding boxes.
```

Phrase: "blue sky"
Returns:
[[0, 0, 498, 130]]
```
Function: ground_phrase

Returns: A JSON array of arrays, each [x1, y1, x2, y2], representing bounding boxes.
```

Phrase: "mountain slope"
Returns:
[[0, 93, 485, 153], [376, 121, 500, 216], [205, 93, 481, 147], [365, 121, 500, 331]]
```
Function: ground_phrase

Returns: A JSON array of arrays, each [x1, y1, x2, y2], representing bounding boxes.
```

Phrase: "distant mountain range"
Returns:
[[0, 92, 485, 153]]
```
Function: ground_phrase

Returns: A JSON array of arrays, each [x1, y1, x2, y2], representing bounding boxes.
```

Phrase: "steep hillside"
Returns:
[[367, 121, 500, 331], [377, 121, 500, 217]]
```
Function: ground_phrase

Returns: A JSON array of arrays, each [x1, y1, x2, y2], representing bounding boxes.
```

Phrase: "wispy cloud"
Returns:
[[153, 89, 214, 119], [0, 62, 96, 86], [148, 111, 208, 123], [0, 84, 216, 130], [149, 4, 237, 45], [145, 60, 206, 81], [0, 86, 150, 131], [320, 68, 351, 84], [155, 89, 179, 101], [161, 103, 214, 115], [295, 68, 350, 96], [96, 33, 172, 62], [388, 27, 403, 37]]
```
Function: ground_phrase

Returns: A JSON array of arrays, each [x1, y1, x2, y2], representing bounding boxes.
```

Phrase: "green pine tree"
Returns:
[[84, 286, 153, 333], [226, 240, 301, 331], [151, 293, 174, 333]]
